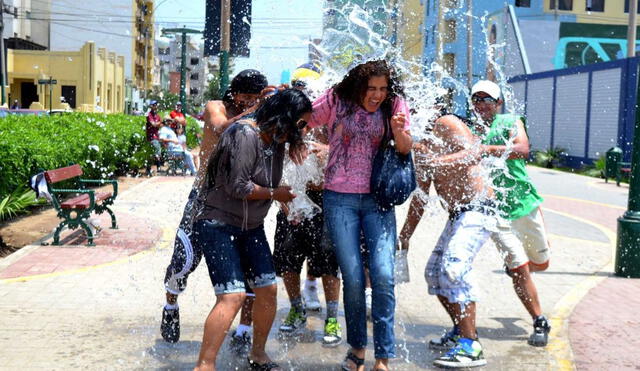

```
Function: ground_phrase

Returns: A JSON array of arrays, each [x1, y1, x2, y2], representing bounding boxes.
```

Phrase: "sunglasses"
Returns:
[[296, 118, 308, 130], [472, 95, 498, 104]]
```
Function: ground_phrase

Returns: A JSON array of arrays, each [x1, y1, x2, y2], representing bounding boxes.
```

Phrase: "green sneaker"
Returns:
[[278, 307, 307, 334], [433, 337, 487, 368], [322, 317, 342, 347]]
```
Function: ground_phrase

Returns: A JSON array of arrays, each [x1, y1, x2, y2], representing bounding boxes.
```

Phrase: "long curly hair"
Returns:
[[332, 60, 404, 121]]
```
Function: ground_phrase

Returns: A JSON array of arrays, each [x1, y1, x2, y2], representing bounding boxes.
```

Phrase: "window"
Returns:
[[431, 25, 435, 44], [426, 0, 430, 16], [586, 0, 604, 11], [445, 0, 458, 8], [190, 88, 199, 95], [625, 0, 640, 13], [61, 86, 77, 109], [444, 20, 456, 43], [190, 57, 199, 65], [158, 47, 170, 55], [515, 0, 531, 7], [443, 53, 455, 75], [190, 73, 199, 80], [550, 0, 573, 10]]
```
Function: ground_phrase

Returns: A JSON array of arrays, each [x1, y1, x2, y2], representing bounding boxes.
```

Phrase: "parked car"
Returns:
[[0, 109, 49, 117]]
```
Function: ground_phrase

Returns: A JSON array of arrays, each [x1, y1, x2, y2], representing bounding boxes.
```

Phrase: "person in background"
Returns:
[[175, 124, 200, 171], [170, 102, 187, 129], [145, 100, 162, 175], [273, 62, 343, 347], [158, 119, 197, 175]]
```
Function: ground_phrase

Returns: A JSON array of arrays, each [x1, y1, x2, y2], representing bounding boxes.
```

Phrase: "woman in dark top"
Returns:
[[193, 89, 311, 371]]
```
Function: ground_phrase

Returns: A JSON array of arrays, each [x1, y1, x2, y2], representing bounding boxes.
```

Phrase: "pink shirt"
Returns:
[[309, 89, 411, 194]]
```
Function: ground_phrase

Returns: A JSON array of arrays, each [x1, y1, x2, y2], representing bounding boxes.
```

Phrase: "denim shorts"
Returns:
[[193, 219, 277, 295]]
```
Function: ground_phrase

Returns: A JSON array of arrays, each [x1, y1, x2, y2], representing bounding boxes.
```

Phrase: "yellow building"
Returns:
[[132, 0, 155, 93], [8, 42, 126, 113], [545, 0, 632, 25], [389, 0, 425, 74]]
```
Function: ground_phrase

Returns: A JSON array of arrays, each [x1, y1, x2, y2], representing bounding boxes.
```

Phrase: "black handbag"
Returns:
[[370, 110, 417, 210]]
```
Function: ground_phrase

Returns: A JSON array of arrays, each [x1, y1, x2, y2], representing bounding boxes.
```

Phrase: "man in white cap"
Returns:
[[468, 80, 551, 347]]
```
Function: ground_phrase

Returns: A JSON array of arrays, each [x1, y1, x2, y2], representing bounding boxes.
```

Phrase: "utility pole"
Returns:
[[162, 26, 202, 111], [466, 0, 473, 88], [616, 0, 640, 278], [628, 0, 637, 58], [219, 0, 231, 97]]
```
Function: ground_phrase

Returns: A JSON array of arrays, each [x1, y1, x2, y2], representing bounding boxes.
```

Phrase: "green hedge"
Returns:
[[0, 113, 154, 200]]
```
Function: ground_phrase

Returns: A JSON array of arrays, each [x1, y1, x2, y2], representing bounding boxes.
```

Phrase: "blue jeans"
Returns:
[[193, 219, 276, 295], [323, 190, 397, 359], [168, 150, 197, 174]]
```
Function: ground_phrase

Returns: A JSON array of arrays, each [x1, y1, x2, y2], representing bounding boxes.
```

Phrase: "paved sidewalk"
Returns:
[[0, 168, 631, 370]]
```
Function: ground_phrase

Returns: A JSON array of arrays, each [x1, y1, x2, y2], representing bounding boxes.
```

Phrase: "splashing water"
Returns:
[[281, 151, 324, 222]]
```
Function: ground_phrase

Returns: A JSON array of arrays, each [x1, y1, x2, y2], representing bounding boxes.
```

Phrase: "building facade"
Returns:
[[8, 41, 125, 113], [391, 0, 425, 74], [48, 0, 153, 93], [155, 37, 209, 104], [132, 0, 155, 93], [2, 0, 51, 50], [421, 0, 624, 113]]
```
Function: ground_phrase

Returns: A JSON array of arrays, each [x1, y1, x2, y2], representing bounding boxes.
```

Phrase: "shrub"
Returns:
[[533, 147, 566, 168], [0, 113, 153, 201], [0, 187, 46, 221]]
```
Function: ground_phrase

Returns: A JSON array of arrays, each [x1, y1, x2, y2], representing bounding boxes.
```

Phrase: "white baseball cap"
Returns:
[[471, 80, 501, 100]]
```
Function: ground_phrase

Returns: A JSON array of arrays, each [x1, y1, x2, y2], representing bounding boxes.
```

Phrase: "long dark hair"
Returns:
[[332, 60, 404, 123], [206, 89, 311, 188], [255, 88, 312, 149]]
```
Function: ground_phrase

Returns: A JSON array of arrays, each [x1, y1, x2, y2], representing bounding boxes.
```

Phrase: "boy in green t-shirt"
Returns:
[[470, 80, 551, 347]]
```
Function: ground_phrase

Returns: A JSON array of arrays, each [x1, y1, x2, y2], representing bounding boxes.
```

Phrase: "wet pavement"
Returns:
[[0, 167, 633, 370]]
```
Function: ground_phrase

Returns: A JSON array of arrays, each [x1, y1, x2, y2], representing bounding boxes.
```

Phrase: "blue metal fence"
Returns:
[[508, 57, 640, 166]]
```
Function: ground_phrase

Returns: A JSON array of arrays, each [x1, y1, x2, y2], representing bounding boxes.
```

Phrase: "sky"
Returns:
[[155, 0, 325, 84]]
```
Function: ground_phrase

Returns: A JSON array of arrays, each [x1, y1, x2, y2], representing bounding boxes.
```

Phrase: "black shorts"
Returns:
[[273, 191, 339, 277]]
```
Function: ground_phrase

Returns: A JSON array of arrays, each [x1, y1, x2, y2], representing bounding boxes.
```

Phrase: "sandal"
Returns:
[[248, 357, 281, 371], [341, 350, 365, 371]]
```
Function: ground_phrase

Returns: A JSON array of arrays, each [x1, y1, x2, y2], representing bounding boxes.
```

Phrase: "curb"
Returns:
[[541, 205, 616, 371]]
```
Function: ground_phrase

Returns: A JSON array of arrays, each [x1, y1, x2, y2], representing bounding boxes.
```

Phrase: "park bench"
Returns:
[[44, 164, 118, 246], [163, 151, 187, 176]]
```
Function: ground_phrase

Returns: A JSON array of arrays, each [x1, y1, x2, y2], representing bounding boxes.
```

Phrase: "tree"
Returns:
[[204, 73, 222, 101], [146, 90, 199, 114]]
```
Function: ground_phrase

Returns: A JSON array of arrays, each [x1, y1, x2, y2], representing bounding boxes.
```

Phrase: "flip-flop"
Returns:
[[341, 350, 365, 371], [247, 358, 281, 371]]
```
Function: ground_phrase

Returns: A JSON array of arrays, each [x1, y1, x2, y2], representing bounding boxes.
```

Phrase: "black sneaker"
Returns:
[[429, 327, 460, 350], [528, 315, 550, 347], [161, 306, 180, 343], [229, 329, 252, 356]]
